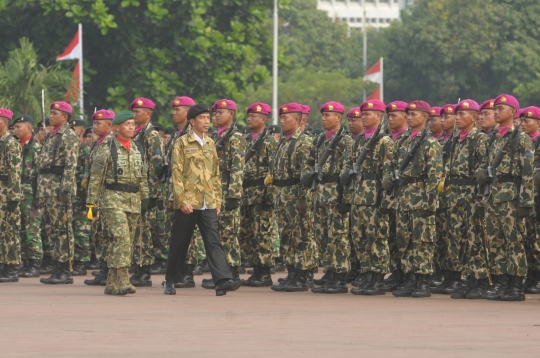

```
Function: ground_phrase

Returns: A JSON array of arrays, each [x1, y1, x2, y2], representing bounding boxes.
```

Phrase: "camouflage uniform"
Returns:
[[212, 128, 246, 268], [36, 124, 79, 264], [239, 132, 277, 267], [527, 136, 540, 272], [73, 140, 92, 263], [434, 133, 453, 273], [478, 126, 534, 277], [0, 132, 23, 265]]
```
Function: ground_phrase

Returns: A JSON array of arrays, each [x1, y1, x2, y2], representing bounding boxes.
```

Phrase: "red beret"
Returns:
[[0, 108, 13, 120], [406, 100, 431, 113], [301, 105, 311, 115], [522, 106, 540, 120], [171, 96, 195, 108], [360, 100, 385, 112], [50, 101, 73, 114], [214, 99, 237, 111], [441, 104, 456, 115], [455, 99, 480, 112], [429, 107, 442, 117], [320, 101, 345, 114], [385, 101, 408, 113], [246, 102, 271, 115], [130, 97, 156, 110], [494, 94, 519, 110], [515, 108, 523, 119], [279, 103, 303, 115], [480, 99, 495, 111], [346, 107, 362, 118], [92, 109, 115, 121]]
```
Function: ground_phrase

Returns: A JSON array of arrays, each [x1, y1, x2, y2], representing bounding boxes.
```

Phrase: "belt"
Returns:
[[360, 172, 382, 180], [320, 174, 339, 184], [497, 174, 522, 185], [105, 183, 140, 193], [449, 177, 475, 186], [39, 166, 65, 175], [399, 175, 428, 186], [0, 175, 7, 182], [273, 178, 300, 187], [21, 177, 32, 184], [243, 178, 265, 188]]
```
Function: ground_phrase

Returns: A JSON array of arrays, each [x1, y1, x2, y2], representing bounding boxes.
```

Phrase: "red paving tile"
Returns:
[[1, 272, 540, 357]]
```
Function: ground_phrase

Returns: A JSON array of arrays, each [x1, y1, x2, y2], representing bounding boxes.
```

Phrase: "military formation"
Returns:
[[1, 92, 540, 301]]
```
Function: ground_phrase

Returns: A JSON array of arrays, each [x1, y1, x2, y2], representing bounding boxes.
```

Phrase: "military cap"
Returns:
[[269, 124, 282, 134], [84, 126, 93, 137], [70, 118, 88, 128], [494, 94, 519, 110], [112, 110, 135, 125], [154, 122, 165, 132], [279, 103, 303, 115], [429, 107, 442, 117], [480, 99, 495, 111], [130, 97, 156, 111], [455, 99, 480, 112], [0, 108, 14, 120], [246, 102, 271, 115], [50, 101, 72, 114], [406, 100, 431, 113], [522, 106, 540, 120], [214, 99, 237, 111], [36, 119, 51, 127], [187, 103, 211, 121], [386, 101, 408, 113], [171, 96, 195, 108], [13, 114, 34, 124], [164, 127, 175, 135], [301, 105, 311, 115], [360, 100, 385, 112], [320, 101, 345, 114], [441, 104, 456, 115], [92, 109, 115, 121], [8, 124, 14, 130], [347, 107, 362, 118]]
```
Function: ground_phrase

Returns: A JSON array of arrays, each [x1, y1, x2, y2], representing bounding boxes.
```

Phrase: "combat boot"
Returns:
[[451, 277, 475, 299], [193, 260, 204, 275], [39, 255, 54, 274], [0, 264, 19, 283], [307, 269, 315, 288], [285, 270, 309, 292], [175, 264, 195, 288], [359, 272, 374, 290], [324, 272, 348, 294], [351, 272, 369, 288], [251, 266, 273, 287], [431, 270, 450, 294], [130, 265, 152, 287], [238, 264, 246, 274], [430, 270, 444, 288], [71, 260, 87, 276], [49, 261, 74, 284], [40, 261, 61, 284], [311, 271, 334, 293], [526, 270, 540, 294], [278, 266, 296, 283], [231, 266, 240, 281], [411, 274, 431, 298], [485, 274, 510, 300], [21, 259, 41, 278], [200, 259, 210, 273], [313, 271, 331, 286], [271, 266, 296, 292], [360, 272, 386, 296], [385, 268, 404, 292], [117, 267, 136, 294], [84, 261, 108, 286], [466, 278, 488, 299], [18, 261, 27, 276], [149, 258, 167, 275], [392, 273, 417, 297], [440, 271, 462, 294], [86, 255, 100, 270], [243, 266, 260, 286], [345, 263, 360, 284], [104, 268, 119, 295], [500, 275, 526, 301], [273, 258, 286, 272]]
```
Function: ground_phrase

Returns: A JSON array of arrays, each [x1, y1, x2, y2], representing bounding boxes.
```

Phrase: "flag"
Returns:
[[56, 25, 84, 109], [65, 61, 80, 103], [363, 59, 382, 84], [366, 87, 381, 101], [56, 29, 81, 61]]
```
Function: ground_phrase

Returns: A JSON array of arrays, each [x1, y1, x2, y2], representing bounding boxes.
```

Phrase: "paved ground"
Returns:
[[2, 271, 540, 357]]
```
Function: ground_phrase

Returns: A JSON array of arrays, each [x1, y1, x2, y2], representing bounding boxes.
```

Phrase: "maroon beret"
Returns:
[[346, 107, 362, 118], [320, 101, 345, 114], [360, 100, 385, 112], [494, 94, 519, 110], [480, 99, 495, 111], [522, 106, 540, 120], [91, 109, 115, 121], [441, 104, 456, 115], [214, 99, 237, 111], [406, 100, 431, 113], [171, 96, 195, 108], [130, 97, 156, 110], [0, 108, 13, 120], [246, 102, 271, 115], [385, 101, 408, 113], [429, 107, 442, 117], [279, 103, 303, 115], [301, 105, 311, 115], [455, 99, 480, 112], [515, 108, 523, 119], [50, 101, 73, 114]]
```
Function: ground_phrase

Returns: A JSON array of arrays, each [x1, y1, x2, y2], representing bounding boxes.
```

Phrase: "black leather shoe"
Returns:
[[71, 261, 87, 276], [411, 274, 431, 298], [85, 261, 108, 286], [20, 259, 41, 278], [215, 278, 243, 296], [0, 264, 19, 283], [361, 272, 386, 296], [324, 272, 348, 294], [251, 267, 273, 287], [500, 275, 525, 301], [39, 255, 54, 275], [164, 281, 176, 295], [393, 273, 417, 297], [130, 265, 152, 287], [485, 274, 509, 300], [466, 278, 488, 299]]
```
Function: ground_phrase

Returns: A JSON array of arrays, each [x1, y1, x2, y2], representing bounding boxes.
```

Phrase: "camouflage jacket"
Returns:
[[83, 132, 114, 188], [36, 123, 79, 198], [271, 127, 314, 202], [342, 132, 394, 207], [74, 140, 91, 203], [133, 121, 164, 199], [446, 127, 487, 207], [20, 137, 40, 196], [163, 128, 187, 208], [172, 130, 222, 210], [438, 131, 457, 209], [87, 136, 149, 213], [380, 128, 407, 210], [243, 132, 277, 206], [477, 126, 534, 207], [0, 132, 22, 203], [393, 128, 443, 212], [212, 128, 246, 203]]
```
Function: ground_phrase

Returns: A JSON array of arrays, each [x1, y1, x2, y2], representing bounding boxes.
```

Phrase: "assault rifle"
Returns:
[[348, 122, 384, 191], [244, 126, 269, 164], [215, 121, 237, 149], [311, 126, 345, 190], [161, 121, 191, 183]]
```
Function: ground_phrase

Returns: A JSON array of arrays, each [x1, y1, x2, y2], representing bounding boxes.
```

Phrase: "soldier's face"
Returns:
[[49, 110, 68, 127], [456, 110, 476, 130], [478, 109, 495, 130], [93, 119, 112, 136], [429, 116, 442, 133], [347, 117, 363, 135], [14, 123, 32, 139], [163, 134, 170, 143], [406, 110, 428, 130], [441, 113, 456, 131], [520, 117, 540, 135], [280, 113, 300, 133], [214, 109, 234, 128], [361, 111, 380, 129], [247, 113, 267, 132], [0, 118, 8, 134], [388, 112, 406, 130], [494, 104, 515, 124], [172, 106, 189, 126], [190, 113, 210, 134], [133, 108, 152, 125], [321, 112, 341, 131], [116, 119, 136, 139], [301, 114, 308, 130]]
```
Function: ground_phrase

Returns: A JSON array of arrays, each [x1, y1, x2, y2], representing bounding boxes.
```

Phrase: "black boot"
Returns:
[[411, 274, 431, 298], [392, 273, 418, 297], [201, 279, 216, 289], [430, 270, 444, 288], [71, 260, 87, 276], [18, 261, 27, 276], [431, 270, 450, 294], [466, 278, 488, 299], [40, 261, 60, 284], [284, 270, 309, 292], [175, 264, 195, 288], [307, 269, 315, 288], [324, 272, 348, 294], [200, 259, 210, 273], [0, 264, 19, 283], [86, 254, 100, 270], [149, 258, 167, 275], [231, 266, 240, 281], [238, 264, 246, 274], [311, 271, 334, 293], [313, 271, 331, 286], [345, 263, 360, 284], [251, 266, 273, 287], [85, 261, 108, 286], [215, 278, 243, 296], [526, 271, 540, 294], [164, 281, 176, 295], [39, 255, 54, 274], [21, 259, 41, 278], [272, 266, 296, 292], [278, 266, 296, 283], [385, 268, 404, 292], [359, 272, 386, 296], [273, 257, 286, 272], [41, 261, 73, 284], [485, 274, 510, 300], [193, 260, 204, 275], [243, 266, 260, 286], [451, 276, 475, 299], [130, 265, 152, 287], [500, 275, 526, 301], [441, 271, 462, 294], [351, 272, 369, 288]]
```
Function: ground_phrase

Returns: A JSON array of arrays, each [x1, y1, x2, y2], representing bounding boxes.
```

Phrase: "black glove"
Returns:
[[534, 172, 540, 187], [141, 198, 149, 215], [300, 173, 313, 187], [339, 171, 352, 187], [419, 210, 435, 218], [225, 198, 240, 211], [296, 198, 309, 214], [147, 198, 157, 210], [382, 177, 395, 192], [517, 207, 532, 219], [475, 169, 489, 186], [6, 201, 19, 212], [59, 191, 71, 205], [337, 203, 351, 214]]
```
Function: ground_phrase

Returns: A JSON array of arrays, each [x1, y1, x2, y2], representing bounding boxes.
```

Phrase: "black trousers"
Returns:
[[166, 209, 232, 284]]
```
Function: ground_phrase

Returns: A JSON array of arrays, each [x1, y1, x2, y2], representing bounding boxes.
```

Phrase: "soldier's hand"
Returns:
[[534, 172, 540, 187], [296, 198, 309, 214], [59, 191, 71, 205], [300, 173, 313, 187], [475, 169, 489, 186], [382, 177, 395, 192], [517, 207, 532, 219], [419, 210, 435, 218], [225, 198, 240, 211], [337, 203, 351, 214], [6, 201, 19, 212], [339, 171, 351, 186]]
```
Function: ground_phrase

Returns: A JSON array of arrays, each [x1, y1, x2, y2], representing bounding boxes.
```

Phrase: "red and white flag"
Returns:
[[56, 24, 84, 109], [363, 57, 384, 102], [56, 29, 81, 61], [366, 87, 380, 101]]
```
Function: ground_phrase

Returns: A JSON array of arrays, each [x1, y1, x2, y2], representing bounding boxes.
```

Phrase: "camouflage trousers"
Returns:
[[276, 201, 318, 271], [386, 209, 400, 271], [314, 203, 350, 273], [486, 200, 527, 277], [525, 204, 540, 272], [0, 202, 21, 265], [165, 206, 198, 265], [443, 203, 489, 280], [40, 196, 74, 263], [72, 200, 91, 262], [272, 219, 280, 257], [350, 205, 389, 274], [41, 224, 52, 258], [196, 230, 206, 260], [219, 207, 242, 267], [396, 208, 435, 275], [101, 209, 138, 269], [92, 216, 111, 262], [434, 208, 449, 271], [151, 200, 168, 260], [19, 192, 42, 260], [132, 204, 154, 266], [240, 204, 275, 267]]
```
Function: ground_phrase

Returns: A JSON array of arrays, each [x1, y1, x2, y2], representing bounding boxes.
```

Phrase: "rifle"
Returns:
[[244, 126, 269, 164], [390, 127, 430, 198], [311, 126, 345, 190], [348, 122, 383, 191], [41, 89, 46, 137], [215, 121, 237, 149], [92, 107, 96, 147], [160, 121, 191, 183], [438, 119, 458, 192]]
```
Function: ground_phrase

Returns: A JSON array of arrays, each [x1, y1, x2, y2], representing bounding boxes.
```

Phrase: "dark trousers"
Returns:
[[166, 209, 232, 283]]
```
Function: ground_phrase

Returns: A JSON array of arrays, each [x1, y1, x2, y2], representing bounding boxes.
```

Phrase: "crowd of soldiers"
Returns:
[[0, 92, 539, 301]]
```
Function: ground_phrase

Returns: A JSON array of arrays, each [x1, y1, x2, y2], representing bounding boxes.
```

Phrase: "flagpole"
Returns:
[[78, 23, 84, 117], [362, 0, 367, 102], [272, 0, 278, 125], [380, 57, 384, 103]]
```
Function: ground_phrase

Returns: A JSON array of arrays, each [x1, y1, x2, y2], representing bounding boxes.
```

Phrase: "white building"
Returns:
[[317, 0, 411, 29]]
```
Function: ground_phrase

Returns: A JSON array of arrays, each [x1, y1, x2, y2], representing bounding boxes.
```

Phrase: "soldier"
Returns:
[[87, 110, 149, 295], [12, 114, 42, 278], [83, 109, 115, 286], [163, 127, 174, 145], [476, 94, 533, 302], [270, 102, 318, 292], [130, 97, 165, 287], [478, 100, 497, 135], [36, 102, 79, 285], [301, 105, 311, 134], [240, 102, 277, 287], [84, 127, 94, 146], [521, 106, 540, 293], [347, 107, 364, 140], [35, 119, 53, 144], [0, 108, 23, 283], [383, 100, 442, 298], [429, 107, 444, 142]]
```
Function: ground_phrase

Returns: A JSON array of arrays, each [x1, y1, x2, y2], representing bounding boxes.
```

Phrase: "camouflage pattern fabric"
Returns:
[[73, 141, 92, 262], [20, 138, 42, 260], [150, 200, 168, 260], [41, 197, 74, 263], [526, 137, 540, 272], [101, 209, 139, 269], [272, 219, 280, 257]]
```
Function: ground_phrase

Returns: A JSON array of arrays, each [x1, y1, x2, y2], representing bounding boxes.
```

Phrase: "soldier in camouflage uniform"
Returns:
[[240, 102, 277, 287], [476, 94, 533, 302], [270, 103, 318, 292], [382, 100, 442, 298], [478, 100, 497, 135], [340, 100, 393, 295], [0, 108, 23, 283], [130, 97, 165, 287], [87, 110, 149, 295], [36, 101, 79, 285]]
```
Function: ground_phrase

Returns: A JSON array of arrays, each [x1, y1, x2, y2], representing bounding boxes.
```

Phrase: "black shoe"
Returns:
[[431, 270, 449, 294], [86, 256, 100, 270], [526, 271, 540, 294], [251, 267, 273, 287], [201, 279, 216, 289], [345, 263, 360, 284], [272, 266, 296, 292], [164, 281, 176, 295], [440, 271, 462, 294], [238, 265, 246, 274], [230, 266, 240, 281], [130, 265, 152, 287], [351, 272, 369, 288], [466, 278, 488, 299], [175, 264, 195, 288], [277, 266, 296, 283], [451, 277, 475, 299], [311, 271, 334, 293], [40, 262, 73, 284], [307, 269, 315, 288], [485, 274, 509, 300], [284, 270, 309, 292], [393, 273, 418, 297], [411, 274, 431, 298], [20, 259, 41, 278], [215, 278, 243, 296], [430, 270, 444, 288], [85, 261, 108, 286], [273, 258, 286, 272], [149, 259, 167, 275], [385, 269, 404, 292], [0, 264, 19, 283], [243, 266, 260, 286], [193, 261, 204, 275], [200, 259, 210, 273], [361, 272, 386, 296], [313, 271, 331, 286], [71, 260, 87, 276], [17, 261, 27, 276], [39, 255, 54, 274], [324, 272, 348, 294], [500, 275, 526, 301]]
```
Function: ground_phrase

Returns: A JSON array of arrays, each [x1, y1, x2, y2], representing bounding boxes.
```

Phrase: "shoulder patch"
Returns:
[[435, 157, 442, 162], [153, 149, 161, 155], [525, 151, 533, 158]]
